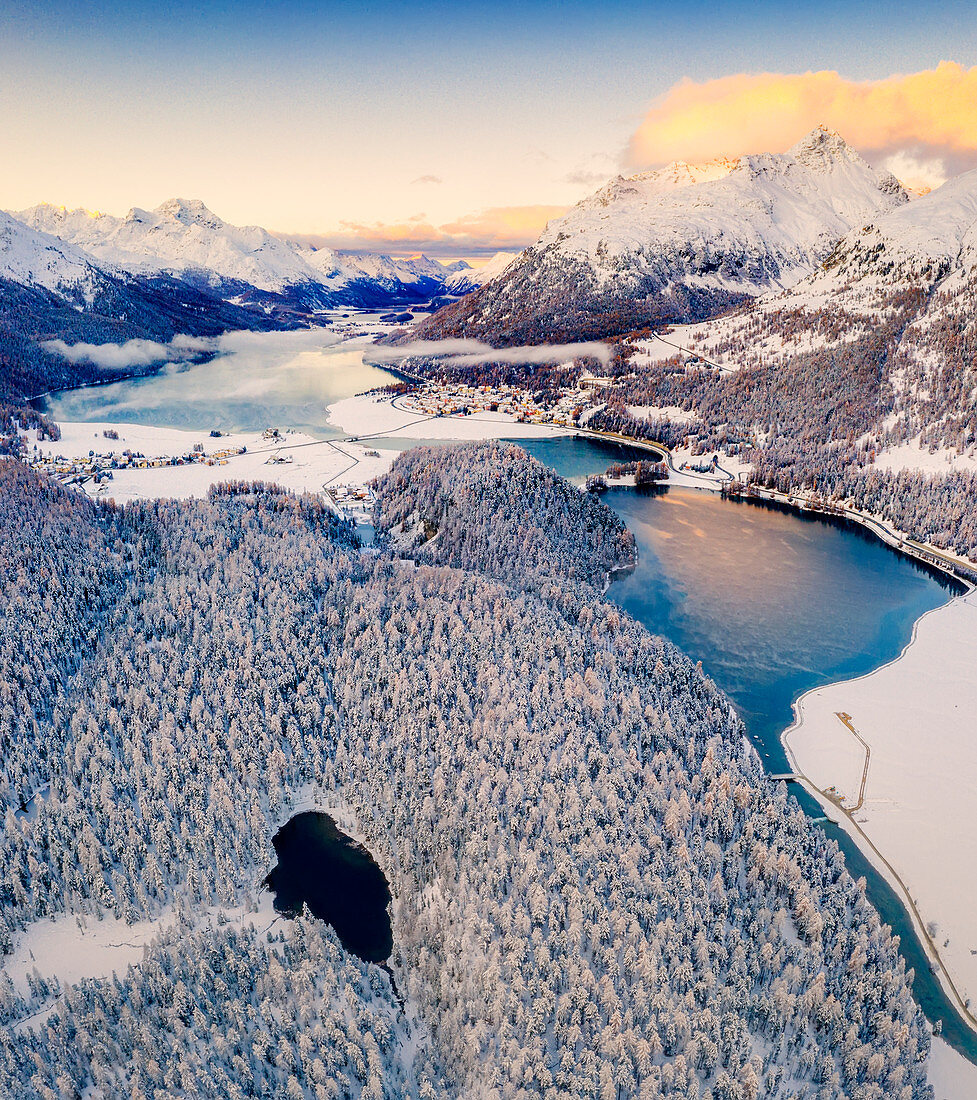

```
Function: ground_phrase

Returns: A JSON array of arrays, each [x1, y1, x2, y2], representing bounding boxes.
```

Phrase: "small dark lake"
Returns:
[[266, 811, 393, 964]]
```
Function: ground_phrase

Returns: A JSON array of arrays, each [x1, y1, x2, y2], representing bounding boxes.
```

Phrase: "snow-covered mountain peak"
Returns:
[[445, 251, 518, 293], [787, 125, 866, 169], [154, 198, 225, 230], [8, 198, 478, 310], [0, 209, 105, 298], [628, 157, 741, 192], [413, 128, 913, 344], [824, 167, 977, 276]]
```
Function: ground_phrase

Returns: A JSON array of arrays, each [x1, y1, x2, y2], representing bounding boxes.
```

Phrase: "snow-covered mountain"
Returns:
[[444, 251, 518, 294], [820, 166, 977, 283], [15, 199, 472, 310], [410, 127, 909, 344], [0, 209, 294, 404], [636, 166, 977, 480], [0, 209, 114, 304]]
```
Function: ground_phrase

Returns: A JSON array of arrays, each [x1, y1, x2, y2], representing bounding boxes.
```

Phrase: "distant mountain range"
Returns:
[[410, 127, 913, 344], [14, 198, 499, 312], [0, 199, 509, 404]]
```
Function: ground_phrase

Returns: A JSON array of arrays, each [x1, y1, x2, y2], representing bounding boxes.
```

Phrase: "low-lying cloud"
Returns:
[[43, 333, 218, 370], [370, 338, 611, 368], [626, 61, 977, 190]]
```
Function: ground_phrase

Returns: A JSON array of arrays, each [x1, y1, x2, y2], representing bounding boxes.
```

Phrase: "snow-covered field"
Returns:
[[930, 1037, 977, 1100], [784, 589, 977, 1024], [32, 421, 400, 501], [5, 910, 180, 1000], [874, 438, 977, 476], [32, 388, 571, 504]]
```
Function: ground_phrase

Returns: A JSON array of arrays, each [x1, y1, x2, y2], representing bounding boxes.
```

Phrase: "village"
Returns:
[[24, 428, 249, 490], [391, 380, 590, 429]]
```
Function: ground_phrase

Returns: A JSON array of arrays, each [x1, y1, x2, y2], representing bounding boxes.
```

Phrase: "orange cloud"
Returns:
[[626, 62, 977, 182], [289, 204, 567, 257]]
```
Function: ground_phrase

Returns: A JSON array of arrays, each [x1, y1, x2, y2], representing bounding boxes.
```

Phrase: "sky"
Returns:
[[3, 0, 977, 257]]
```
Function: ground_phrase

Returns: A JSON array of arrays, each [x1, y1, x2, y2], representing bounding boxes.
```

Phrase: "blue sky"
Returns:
[[3, 0, 977, 254]]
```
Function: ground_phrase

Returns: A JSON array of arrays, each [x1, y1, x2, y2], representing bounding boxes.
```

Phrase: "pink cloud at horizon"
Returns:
[[626, 61, 977, 192]]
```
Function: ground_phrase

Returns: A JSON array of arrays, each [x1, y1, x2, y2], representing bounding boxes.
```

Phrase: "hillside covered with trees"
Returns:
[[0, 449, 934, 1098]]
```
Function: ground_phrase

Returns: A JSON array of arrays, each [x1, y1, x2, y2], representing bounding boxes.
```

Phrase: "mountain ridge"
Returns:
[[407, 126, 910, 345], [14, 199, 476, 312]]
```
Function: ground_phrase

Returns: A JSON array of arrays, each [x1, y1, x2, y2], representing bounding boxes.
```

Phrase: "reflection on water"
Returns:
[[39, 328, 396, 437], [607, 487, 952, 769], [505, 435, 654, 481], [519, 435, 977, 1054]]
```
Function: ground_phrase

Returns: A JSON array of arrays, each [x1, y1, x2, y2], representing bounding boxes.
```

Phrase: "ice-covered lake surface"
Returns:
[[39, 328, 395, 437]]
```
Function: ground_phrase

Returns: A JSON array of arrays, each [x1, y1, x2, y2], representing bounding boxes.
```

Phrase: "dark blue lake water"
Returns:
[[266, 811, 393, 964], [606, 485, 953, 772]]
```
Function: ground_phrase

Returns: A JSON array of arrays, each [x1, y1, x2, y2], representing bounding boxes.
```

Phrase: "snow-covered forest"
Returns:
[[373, 441, 637, 586], [0, 447, 934, 1098]]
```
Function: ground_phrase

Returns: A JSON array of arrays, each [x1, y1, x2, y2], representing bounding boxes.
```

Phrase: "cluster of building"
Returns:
[[27, 443, 247, 487], [398, 383, 587, 428], [327, 484, 377, 529]]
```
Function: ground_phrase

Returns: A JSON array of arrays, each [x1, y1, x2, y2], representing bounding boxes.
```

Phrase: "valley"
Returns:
[[4, 115, 977, 1100]]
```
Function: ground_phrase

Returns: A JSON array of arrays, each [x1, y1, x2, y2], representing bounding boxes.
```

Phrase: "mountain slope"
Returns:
[[444, 251, 517, 294], [673, 166, 977, 462], [16, 199, 470, 310], [410, 127, 908, 345], [0, 210, 288, 404]]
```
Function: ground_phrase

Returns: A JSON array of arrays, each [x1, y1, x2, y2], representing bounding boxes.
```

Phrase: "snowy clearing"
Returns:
[[5, 910, 178, 997], [30, 421, 400, 501], [784, 589, 977, 1018], [874, 438, 977, 477]]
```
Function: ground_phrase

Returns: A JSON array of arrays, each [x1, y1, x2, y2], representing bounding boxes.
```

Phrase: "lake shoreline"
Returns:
[[781, 587, 977, 1066]]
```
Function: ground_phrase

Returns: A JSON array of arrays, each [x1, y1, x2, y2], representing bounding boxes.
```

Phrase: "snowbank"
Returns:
[[929, 1036, 977, 1099]]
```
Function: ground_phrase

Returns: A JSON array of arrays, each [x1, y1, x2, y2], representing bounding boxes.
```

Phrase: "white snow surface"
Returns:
[[527, 127, 907, 295], [445, 251, 518, 293], [13, 199, 461, 295], [33, 397, 568, 504], [838, 167, 977, 270], [929, 1037, 977, 1100], [784, 589, 977, 1015], [5, 910, 178, 997], [0, 209, 108, 299], [873, 438, 977, 476], [33, 421, 399, 502]]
